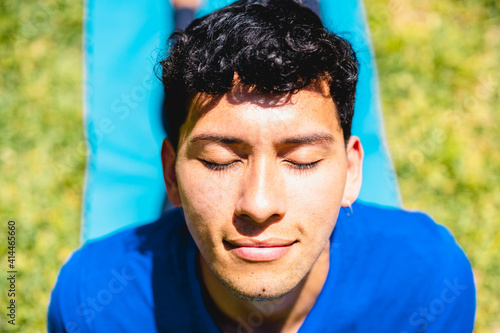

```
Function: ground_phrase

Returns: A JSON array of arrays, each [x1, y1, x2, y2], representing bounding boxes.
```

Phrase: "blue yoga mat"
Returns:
[[81, 0, 401, 242]]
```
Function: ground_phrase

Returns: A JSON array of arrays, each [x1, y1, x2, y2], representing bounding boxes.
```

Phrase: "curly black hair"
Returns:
[[160, 0, 358, 150]]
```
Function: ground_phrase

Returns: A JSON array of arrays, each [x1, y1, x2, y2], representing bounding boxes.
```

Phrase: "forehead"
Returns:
[[179, 84, 341, 145]]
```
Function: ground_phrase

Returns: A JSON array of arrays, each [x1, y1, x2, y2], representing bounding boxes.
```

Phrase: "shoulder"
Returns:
[[343, 201, 474, 279], [48, 208, 187, 332], [330, 202, 476, 331], [350, 201, 451, 238], [60, 207, 186, 275]]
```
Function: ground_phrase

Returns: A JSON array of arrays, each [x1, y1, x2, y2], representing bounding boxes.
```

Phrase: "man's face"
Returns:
[[162, 86, 362, 301]]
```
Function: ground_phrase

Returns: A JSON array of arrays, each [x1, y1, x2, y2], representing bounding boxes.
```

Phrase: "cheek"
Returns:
[[285, 166, 345, 238], [178, 162, 233, 206], [176, 164, 238, 238], [287, 165, 346, 211]]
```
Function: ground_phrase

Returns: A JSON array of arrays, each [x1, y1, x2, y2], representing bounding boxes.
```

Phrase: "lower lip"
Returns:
[[230, 244, 294, 262]]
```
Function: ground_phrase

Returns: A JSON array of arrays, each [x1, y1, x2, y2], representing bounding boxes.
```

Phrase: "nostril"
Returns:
[[232, 213, 284, 237]]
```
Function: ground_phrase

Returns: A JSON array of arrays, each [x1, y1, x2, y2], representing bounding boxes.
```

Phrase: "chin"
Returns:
[[216, 268, 305, 302], [226, 285, 291, 302]]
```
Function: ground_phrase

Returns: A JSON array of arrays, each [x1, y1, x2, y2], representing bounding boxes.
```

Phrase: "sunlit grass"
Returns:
[[0, 0, 83, 330], [366, 0, 500, 331]]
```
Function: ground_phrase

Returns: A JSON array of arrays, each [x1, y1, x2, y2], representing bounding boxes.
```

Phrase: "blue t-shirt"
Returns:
[[48, 202, 475, 332]]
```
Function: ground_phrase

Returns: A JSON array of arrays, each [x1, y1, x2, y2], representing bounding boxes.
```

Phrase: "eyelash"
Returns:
[[286, 160, 320, 171], [200, 160, 321, 172], [200, 160, 237, 171]]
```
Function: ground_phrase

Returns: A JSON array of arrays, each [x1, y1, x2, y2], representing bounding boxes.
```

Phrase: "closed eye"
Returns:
[[285, 160, 321, 171], [199, 159, 239, 171]]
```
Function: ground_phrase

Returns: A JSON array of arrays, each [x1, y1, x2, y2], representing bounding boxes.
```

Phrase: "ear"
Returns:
[[161, 138, 182, 207], [341, 136, 364, 207]]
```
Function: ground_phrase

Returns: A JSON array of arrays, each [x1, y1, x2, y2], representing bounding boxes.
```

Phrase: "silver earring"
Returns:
[[345, 200, 353, 216]]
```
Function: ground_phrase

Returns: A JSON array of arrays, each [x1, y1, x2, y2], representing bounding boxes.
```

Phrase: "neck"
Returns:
[[199, 241, 330, 333]]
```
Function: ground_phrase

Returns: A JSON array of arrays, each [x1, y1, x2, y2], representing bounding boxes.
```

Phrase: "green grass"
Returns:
[[0, 0, 498, 331], [0, 0, 83, 331], [366, 0, 500, 331]]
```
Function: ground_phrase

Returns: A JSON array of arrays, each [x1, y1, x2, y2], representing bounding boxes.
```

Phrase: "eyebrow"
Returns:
[[189, 133, 335, 146], [189, 134, 245, 145], [279, 133, 335, 145]]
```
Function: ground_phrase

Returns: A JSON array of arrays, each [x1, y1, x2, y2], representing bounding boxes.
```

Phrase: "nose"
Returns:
[[235, 157, 286, 224]]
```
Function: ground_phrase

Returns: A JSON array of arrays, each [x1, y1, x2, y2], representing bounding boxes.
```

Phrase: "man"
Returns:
[[48, 0, 475, 332]]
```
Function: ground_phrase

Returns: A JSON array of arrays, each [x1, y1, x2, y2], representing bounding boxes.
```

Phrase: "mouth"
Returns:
[[224, 238, 297, 262]]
